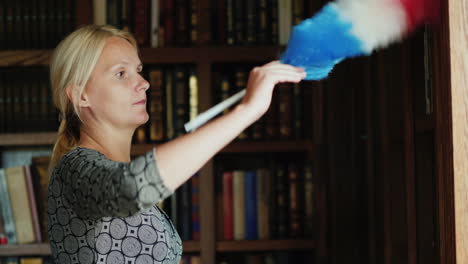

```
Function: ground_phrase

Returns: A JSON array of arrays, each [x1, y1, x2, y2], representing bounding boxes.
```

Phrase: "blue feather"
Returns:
[[280, 3, 367, 80]]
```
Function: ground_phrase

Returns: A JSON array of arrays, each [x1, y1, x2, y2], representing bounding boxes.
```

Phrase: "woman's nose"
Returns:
[[136, 74, 150, 91]]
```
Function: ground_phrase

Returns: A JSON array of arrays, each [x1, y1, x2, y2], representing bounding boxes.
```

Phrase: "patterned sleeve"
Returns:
[[52, 147, 173, 220]]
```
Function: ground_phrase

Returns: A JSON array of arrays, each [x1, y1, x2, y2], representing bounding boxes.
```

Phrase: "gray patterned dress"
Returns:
[[47, 147, 182, 264]]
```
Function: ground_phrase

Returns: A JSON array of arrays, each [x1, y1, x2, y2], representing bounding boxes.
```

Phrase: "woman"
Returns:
[[47, 25, 306, 264]]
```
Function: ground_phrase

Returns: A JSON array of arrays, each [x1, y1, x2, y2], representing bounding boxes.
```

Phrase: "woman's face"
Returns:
[[82, 36, 149, 130]]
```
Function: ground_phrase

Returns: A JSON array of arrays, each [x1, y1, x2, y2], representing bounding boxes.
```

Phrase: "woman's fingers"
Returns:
[[262, 61, 305, 73], [267, 69, 307, 83]]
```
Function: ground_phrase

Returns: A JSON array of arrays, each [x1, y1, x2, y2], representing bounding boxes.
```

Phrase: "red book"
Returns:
[[134, 0, 150, 47], [24, 166, 42, 242], [223, 171, 234, 240], [163, 0, 175, 46]]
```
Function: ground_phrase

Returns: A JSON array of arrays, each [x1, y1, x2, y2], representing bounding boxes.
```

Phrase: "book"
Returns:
[[150, 0, 161, 47], [256, 168, 270, 240], [288, 163, 301, 238], [0, 168, 17, 244], [222, 171, 233, 240], [93, 0, 107, 25], [303, 162, 314, 237], [191, 173, 200, 240], [148, 67, 165, 142], [23, 166, 41, 242], [245, 170, 258, 240], [5, 166, 35, 244], [232, 170, 245, 240], [31, 156, 51, 242]]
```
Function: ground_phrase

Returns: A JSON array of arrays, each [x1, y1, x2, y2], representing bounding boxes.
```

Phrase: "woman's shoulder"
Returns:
[[53, 146, 120, 174]]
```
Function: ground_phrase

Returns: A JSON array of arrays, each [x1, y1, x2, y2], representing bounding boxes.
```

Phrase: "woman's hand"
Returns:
[[239, 60, 306, 121]]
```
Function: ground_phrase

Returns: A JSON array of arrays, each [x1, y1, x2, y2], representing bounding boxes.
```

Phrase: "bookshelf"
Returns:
[[0, 0, 324, 263]]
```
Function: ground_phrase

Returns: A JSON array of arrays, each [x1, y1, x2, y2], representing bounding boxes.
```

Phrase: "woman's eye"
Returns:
[[117, 71, 125, 78]]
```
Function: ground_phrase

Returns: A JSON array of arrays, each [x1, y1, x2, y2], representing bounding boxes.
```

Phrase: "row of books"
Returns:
[[133, 65, 198, 143], [217, 159, 315, 241], [0, 67, 59, 133], [0, 0, 75, 49], [0, 258, 50, 264], [218, 252, 313, 264], [0, 162, 49, 245], [160, 174, 200, 241], [214, 64, 313, 141], [213, 0, 308, 46], [94, 0, 198, 47]]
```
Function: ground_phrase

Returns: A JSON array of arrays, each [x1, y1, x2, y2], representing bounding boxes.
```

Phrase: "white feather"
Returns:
[[334, 0, 408, 53]]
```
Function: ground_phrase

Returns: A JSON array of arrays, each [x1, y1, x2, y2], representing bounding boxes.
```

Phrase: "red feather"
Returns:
[[400, 0, 440, 31]]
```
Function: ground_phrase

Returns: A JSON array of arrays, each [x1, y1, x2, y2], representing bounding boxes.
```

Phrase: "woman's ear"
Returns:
[[66, 84, 91, 108]]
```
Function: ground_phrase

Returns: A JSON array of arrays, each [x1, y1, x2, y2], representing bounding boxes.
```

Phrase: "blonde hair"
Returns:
[[49, 24, 137, 173]]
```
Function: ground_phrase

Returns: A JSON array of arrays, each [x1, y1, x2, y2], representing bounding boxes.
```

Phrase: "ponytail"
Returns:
[[48, 110, 81, 174]]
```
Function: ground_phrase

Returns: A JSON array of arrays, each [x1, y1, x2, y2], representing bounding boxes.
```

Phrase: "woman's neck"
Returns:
[[79, 125, 134, 163]]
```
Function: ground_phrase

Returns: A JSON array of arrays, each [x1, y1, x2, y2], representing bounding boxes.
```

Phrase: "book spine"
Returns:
[[22, 69, 31, 133], [179, 180, 192, 240], [148, 68, 165, 142], [303, 162, 314, 237], [226, 0, 234, 45], [0, 169, 17, 244], [165, 68, 175, 139], [134, 0, 150, 46], [189, 0, 197, 44], [191, 173, 200, 240], [93, 0, 106, 25], [189, 67, 198, 121], [174, 66, 188, 137], [23, 166, 42, 242], [270, 0, 279, 44], [6, 166, 35, 244], [245, 170, 258, 240], [245, 0, 256, 44], [175, 0, 188, 46], [257, 168, 270, 239], [257, 0, 269, 45], [233, 0, 245, 45], [150, 0, 160, 47], [288, 163, 301, 238], [278, 83, 293, 139], [121, 0, 131, 31], [293, 83, 303, 139], [163, 0, 175, 47], [223, 171, 233, 240], [0, 69, 5, 133], [233, 170, 245, 240], [275, 163, 288, 238]]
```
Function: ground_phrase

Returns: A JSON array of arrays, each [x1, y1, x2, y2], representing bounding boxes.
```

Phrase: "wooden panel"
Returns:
[[0, 132, 57, 146], [197, 61, 216, 264], [0, 47, 281, 67], [0, 50, 51, 66], [449, 0, 468, 262], [433, 0, 456, 263]]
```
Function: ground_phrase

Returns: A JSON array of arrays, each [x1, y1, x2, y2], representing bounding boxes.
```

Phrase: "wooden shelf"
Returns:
[[0, 241, 200, 256], [0, 46, 283, 67], [216, 240, 315, 252], [0, 243, 50, 256], [0, 132, 57, 146], [131, 140, 313, 156]]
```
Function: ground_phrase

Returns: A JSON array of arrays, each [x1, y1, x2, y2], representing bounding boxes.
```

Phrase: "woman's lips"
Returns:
[[134, 99, 146, 105]]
